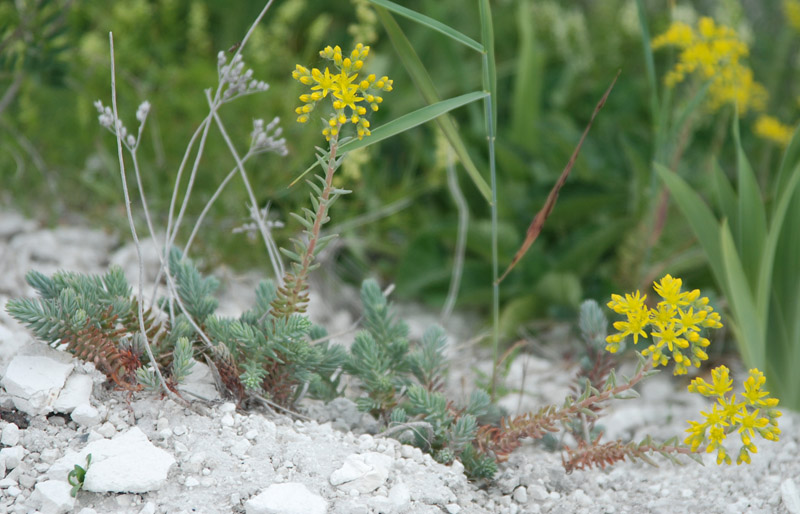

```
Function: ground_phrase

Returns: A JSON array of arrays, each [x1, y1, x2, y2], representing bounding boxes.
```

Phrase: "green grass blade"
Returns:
[[720, 219, 766, 370], [367, 0, 484, 53], [635, 0, 659, 132], [756, 160, 800, 340], [374, 6, 492, 203], [510, 0, 544, 147], [774, 123, 800, 200], [732, 115, 767, 288], [711, 159, 738, 229], [338, 92, 489, 153], [655, 163, 728, 298], [478, 0, 500, 400], [667, 81, 709, 148], [479, 0, 497, 134]]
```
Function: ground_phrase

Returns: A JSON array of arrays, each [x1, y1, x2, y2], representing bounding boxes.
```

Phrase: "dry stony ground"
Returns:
[[0, 209, 798, 514]]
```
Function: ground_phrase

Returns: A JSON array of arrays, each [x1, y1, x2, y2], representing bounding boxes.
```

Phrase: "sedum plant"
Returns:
[[346, 279, 498, 480], [3, 3, 786, 488], [6, 266, 160, 389]]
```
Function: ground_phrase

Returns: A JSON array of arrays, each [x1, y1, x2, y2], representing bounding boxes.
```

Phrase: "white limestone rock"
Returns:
[[96, 421, 117, 439], [71, 404, 101, 427], [66, 427, 176, 493], [245, 482, 327, 514], [29, 480, 75, 514], [53, 373, 93, 413], [0, 210, 37, 239], [1, 423, 20, 447], [0, 446, 25, 470], [783, 479, 800, 514], [388, 481, 411, 508], [1, 355, 74, 415], [330, 452, 392, 494], [0, 325, 30, 369]]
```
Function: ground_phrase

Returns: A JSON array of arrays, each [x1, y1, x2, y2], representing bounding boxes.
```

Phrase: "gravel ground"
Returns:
[[0, 210, 798, 514]]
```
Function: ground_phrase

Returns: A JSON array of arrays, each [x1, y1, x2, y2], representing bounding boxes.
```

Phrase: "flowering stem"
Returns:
[[302, 133, 340, 275], [482, 359, 653, 459], [271, 128, 341, 318]]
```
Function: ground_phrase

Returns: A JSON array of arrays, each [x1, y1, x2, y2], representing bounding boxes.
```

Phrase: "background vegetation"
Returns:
[[1, 0, 797, 338]]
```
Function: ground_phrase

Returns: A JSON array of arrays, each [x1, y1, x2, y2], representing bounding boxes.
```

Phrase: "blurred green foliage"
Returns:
[[1, 0, 797, 336]]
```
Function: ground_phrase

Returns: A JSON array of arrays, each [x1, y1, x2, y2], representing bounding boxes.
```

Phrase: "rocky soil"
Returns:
[[0, 209, 798, 514]]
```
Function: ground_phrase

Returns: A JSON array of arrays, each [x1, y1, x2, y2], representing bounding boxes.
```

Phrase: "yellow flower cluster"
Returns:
[[785, 0, 800, 32], [684, 366, 781, 465], [754, 115, 794, 147], [652, 17, 767, 113], [292, 43, 393, 141], [606, 275, 722, 375]]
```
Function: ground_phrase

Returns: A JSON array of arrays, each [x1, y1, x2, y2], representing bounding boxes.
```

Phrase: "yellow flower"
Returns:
[[606, 275, 721, 374], [686, 366, 781, 465], [688, 365, 732, 397], [653, 274, 691, 306], [754, 115, 794, 147], [292, 43, 393, 141], [652, 16, 766, 113]]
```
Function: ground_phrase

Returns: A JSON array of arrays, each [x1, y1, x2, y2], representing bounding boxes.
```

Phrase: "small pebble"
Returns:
[[18, 474, 35, 489], [1, 424, 20, 446], [96, 422, 116, 438]]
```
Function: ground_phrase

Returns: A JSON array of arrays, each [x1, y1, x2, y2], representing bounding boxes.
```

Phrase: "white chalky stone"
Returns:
[[53, 373, 93, 413], [1, 356, 73, 415], [0, 446, 25, 470], [329, 452, 392, 494], [82, 427, 176, 493], [1, 424, 20, 446], [30, 479, 75, 514], [71, 404, 101, 427], [388, 482, 411, 507], [245, 482, 327, 514], [96, 422, 117, 438], [782, 479, 800, 514]]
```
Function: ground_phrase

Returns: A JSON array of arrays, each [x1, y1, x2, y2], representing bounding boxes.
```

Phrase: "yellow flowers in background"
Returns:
[[653, 15, 797, 149], [606, 274, 722, 375], [754, 115, 794, 147], [685, 366, 781, 465], [785, 0, 800, 32], [292, 43, 393, 141], [652, 17, 766, 113]]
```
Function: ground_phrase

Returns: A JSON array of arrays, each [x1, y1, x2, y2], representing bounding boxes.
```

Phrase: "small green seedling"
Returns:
[[67, 453, 92, 497]]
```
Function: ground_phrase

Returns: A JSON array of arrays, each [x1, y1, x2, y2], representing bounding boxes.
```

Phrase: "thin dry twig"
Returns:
[[497, 70, 621, 284]]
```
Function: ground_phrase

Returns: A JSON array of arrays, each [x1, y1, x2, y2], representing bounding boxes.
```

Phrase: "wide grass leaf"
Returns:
[[367, 0, 483, 52]]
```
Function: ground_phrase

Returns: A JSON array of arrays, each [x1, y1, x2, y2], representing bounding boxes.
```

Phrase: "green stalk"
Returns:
[[478, 0, 500, 399], [272, 131, 341, 318], [635, 0, 659, 135]]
